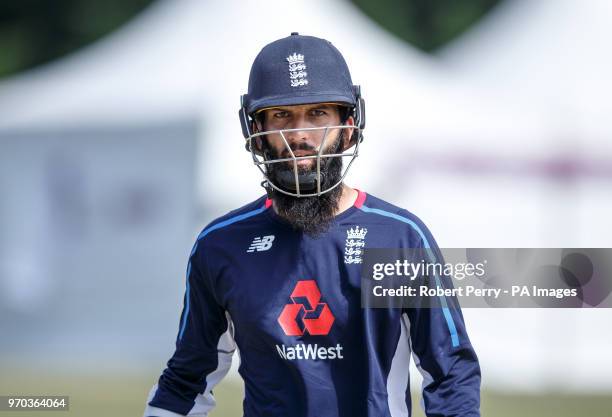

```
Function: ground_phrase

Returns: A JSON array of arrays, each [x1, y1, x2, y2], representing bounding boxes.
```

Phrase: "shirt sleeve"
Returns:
[[143, 238, 235, 417], [403, 215, 481, 417]]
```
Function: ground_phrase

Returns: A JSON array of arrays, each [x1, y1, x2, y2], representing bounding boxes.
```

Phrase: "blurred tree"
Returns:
[[351, 0, 501, 51], [0, 0, 501, 79], [0, 0, 154, 79]]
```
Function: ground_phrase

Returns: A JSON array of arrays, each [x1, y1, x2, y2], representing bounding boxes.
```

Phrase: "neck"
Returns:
[[335, 184, 358, 215]]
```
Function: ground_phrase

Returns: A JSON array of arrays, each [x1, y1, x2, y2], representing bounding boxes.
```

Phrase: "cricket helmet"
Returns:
[[238, 33, 366, 197]]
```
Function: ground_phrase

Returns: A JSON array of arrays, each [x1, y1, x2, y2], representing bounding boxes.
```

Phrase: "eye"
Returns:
[[273, 111, 290, 119], [310, 109, 327, 117]]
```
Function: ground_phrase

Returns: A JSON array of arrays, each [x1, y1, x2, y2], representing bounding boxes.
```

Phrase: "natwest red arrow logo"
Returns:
[[278, 280, 335, 336]]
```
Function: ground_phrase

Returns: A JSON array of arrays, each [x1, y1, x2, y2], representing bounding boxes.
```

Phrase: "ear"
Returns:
[[341, 116, 355, 151], [253, 112, 267, 132], [251, 120, 265, 154]]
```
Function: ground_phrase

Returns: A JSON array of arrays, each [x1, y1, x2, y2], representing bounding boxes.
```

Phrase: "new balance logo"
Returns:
[[247, 235, 275, 253]]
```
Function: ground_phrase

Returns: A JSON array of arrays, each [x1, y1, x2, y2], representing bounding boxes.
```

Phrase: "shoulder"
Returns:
[[194, 195, 270, 247], [358, 191, 438, 247]]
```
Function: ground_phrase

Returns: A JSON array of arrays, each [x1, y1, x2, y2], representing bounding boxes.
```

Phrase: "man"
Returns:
[[144, 33, 481, 417]]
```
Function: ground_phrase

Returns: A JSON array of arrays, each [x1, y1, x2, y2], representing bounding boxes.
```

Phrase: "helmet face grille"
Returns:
[[246, 125, 362, 198]]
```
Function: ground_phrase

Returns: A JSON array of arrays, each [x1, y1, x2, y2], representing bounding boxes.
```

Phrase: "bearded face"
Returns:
[[264, 131, 345, 236], [250, 103, 355, 236]]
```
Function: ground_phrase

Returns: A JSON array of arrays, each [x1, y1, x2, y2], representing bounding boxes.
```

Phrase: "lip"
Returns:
[[292, 151, 316, 157]]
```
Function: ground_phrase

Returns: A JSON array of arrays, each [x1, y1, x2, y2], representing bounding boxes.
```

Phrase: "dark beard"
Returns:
[[265, 135, 344, 237]]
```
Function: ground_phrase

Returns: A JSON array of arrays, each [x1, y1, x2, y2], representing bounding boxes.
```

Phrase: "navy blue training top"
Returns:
[[144, 190, 481, 417]]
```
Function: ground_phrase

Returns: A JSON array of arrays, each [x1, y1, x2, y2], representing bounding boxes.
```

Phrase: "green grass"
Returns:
[[0, 370, 610, 417]]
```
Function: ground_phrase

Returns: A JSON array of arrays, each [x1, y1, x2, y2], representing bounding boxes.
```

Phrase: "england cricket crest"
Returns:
[[286, 53, 308, 87], [344, 226, 367, 264]]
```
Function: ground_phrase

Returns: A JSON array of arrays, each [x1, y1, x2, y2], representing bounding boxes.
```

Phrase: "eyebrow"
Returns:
[[268, 104, 337, 112]]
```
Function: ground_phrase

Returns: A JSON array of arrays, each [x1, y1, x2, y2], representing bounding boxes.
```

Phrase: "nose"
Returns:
[[282, 114, 321, 151], [284, 113, 308, 137]]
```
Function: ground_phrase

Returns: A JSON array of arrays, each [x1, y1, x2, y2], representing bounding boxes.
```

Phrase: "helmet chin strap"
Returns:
[[262, 147, 321, 194], [275, 169, 318, 193]]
